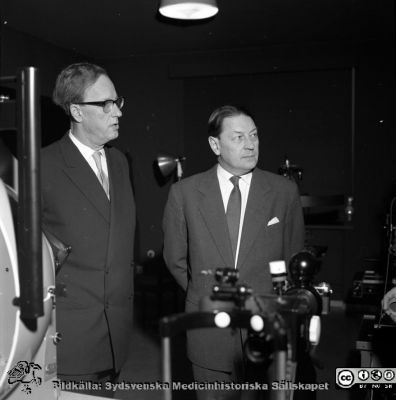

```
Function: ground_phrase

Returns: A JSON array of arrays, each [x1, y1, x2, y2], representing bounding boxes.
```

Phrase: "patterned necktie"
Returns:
[[92, 151, 110, 199], [226, 176, 241, 262]]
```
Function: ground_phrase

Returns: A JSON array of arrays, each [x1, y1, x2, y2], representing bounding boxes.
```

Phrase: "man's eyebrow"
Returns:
[[231, 127, 257, 133]]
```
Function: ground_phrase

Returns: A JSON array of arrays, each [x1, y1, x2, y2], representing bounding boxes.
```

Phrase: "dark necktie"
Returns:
[[226, 176, 241, 262], [92, 151, 110, 199]]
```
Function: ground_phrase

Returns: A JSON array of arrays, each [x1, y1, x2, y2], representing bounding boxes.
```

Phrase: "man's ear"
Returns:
[[70, 104, 83, 122], [208, 136, 220, 156]]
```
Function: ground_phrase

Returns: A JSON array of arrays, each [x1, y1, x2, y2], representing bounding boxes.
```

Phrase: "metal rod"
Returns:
[[274, 351, 287, 400], [0, 75, 17, 84], [162, 337, 172, 400], [16, 66, 43, 319], [350, 67, 356, 195]]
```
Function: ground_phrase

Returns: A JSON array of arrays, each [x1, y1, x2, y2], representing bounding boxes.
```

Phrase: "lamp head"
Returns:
[[157, 153, 178, 178], [156, 153, 186, 181]]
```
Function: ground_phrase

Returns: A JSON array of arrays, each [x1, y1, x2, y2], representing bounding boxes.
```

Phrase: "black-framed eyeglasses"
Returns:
[[75, 96, 124, 113]]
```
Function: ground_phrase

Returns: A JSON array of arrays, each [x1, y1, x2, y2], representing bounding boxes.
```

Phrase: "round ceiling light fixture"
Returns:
[[159, 0, 218, 20]]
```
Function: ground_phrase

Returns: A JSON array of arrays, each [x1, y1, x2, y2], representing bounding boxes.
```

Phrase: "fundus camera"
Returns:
[[199, 248, 332, 366]]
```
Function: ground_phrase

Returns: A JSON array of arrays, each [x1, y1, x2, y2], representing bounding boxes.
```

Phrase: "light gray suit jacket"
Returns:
[[163, 165, 304, 371]]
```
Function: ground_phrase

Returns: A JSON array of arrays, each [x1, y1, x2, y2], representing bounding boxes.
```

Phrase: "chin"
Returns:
[[109, 131, 119, 140], [242, 159, 257, 170]]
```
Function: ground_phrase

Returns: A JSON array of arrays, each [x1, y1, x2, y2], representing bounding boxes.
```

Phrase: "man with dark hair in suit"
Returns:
[[42, 62, 135, 396], [163, 105, 305, 399]]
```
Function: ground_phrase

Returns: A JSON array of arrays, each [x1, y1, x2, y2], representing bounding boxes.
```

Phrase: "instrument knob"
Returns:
[[52, 332, 62, 345], [250, 315, 265, 332], [48, 286, 56, 296], [214, 312, 231, 328]]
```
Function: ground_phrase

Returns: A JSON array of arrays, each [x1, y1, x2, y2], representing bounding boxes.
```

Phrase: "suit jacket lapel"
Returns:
[[237, 169, 273, 269], [60, 135, 110, 222], [105, 146, 123, 263], [105, 146, 118, 205], [197, 166, 234, 268], [105, 146, 127, 229]]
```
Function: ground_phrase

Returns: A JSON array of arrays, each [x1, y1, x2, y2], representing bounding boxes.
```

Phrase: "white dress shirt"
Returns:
[[217, 164, 252, 268], [68, 131, 109, 178]]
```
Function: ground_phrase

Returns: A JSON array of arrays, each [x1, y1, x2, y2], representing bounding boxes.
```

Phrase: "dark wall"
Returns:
[[103, 56, 184, 263], [0, 26, 89, 97], [182, 69, 352, 195], [0, 27, 79, 153], [103, 40, 395, 297], [1, 24, 395, 298]]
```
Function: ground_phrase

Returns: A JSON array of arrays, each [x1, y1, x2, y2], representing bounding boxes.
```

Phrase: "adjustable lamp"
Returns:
[[156, 153, 186, 181], [159, 0, 218, 20]]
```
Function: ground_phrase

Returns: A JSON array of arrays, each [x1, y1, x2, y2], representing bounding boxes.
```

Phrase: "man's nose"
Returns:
[[113, 104, 122, 117], [244, 137, 255, 149]]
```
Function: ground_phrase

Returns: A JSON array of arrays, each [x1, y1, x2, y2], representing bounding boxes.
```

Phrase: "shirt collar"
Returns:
[[69, 131, 104, 158], [217, 163, 253, 186]]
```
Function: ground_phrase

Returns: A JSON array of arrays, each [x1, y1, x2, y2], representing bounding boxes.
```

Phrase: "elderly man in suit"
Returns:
[[163, 105, 305, 399], [41, 63, 135, 396]]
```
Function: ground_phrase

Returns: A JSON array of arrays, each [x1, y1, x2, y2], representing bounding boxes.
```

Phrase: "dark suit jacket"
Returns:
[[163, 165, 304, 371], [41, 134, 135, 375]]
